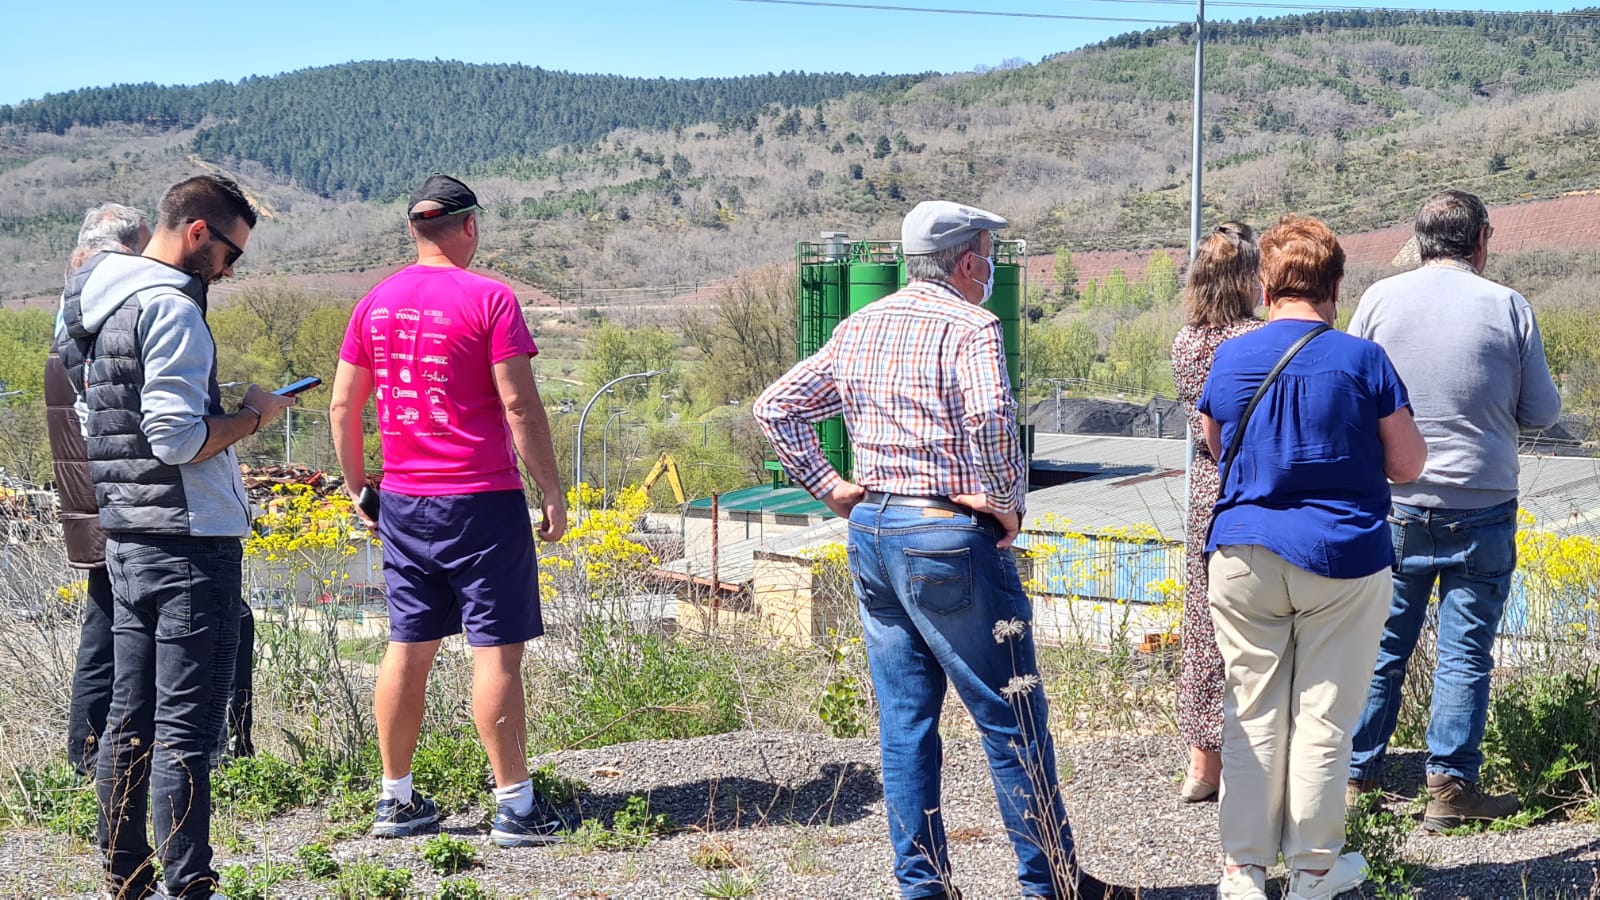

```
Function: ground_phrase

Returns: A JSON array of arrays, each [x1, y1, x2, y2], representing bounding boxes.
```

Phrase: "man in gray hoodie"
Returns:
[[57, 174, 295, 898], [1346, 189, 1563, 832]]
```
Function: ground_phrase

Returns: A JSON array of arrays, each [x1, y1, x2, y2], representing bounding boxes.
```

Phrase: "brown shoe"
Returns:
[[1345, 776, 1381, 809], [1423, 773, 1520, 832]]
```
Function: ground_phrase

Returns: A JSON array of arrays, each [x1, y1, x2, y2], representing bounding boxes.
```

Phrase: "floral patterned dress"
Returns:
[[1171, 318, 1264, 752]]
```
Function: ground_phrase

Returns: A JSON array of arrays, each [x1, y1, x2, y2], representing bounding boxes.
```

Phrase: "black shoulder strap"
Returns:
[[1217, 323, 1330, 498]]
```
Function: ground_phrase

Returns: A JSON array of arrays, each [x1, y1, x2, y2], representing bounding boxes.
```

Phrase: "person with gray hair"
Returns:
[[1347, 189, 1563, 831], [65, 202, 150, 273], [50, 202, 150, 776], [755, 201, 1136, 899]]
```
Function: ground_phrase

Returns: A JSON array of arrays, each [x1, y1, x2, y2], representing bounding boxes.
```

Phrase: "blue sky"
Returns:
[[0, 0, 1575, 105]]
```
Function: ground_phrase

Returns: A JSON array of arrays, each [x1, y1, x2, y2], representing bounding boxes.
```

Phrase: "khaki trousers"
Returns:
[[1208, 544, 1390, 870]]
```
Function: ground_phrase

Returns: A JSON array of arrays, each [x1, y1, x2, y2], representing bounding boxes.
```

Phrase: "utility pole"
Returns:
[[1190, 0, 1206, 261], [1185, 0, 1207, 527]]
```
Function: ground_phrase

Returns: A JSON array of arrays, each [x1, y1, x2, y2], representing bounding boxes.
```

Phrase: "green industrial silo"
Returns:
[[847, 241, 901, 314], [794, 235, 856, 481]]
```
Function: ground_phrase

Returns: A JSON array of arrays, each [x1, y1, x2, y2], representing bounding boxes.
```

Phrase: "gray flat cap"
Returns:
[[901, 200, 1008, 255]]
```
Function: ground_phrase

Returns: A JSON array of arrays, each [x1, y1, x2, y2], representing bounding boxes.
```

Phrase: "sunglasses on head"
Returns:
[[204, 222, 245, 266]]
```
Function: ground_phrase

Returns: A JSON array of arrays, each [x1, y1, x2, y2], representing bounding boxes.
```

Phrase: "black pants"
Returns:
[[225, 605, 255, 760], [68, 567, 115, 776], [72, 571, 256, 775], [97, 534, 241, 898]]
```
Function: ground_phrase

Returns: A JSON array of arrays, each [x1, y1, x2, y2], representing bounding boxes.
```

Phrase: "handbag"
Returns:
[[1216, 323, 1330, 499]]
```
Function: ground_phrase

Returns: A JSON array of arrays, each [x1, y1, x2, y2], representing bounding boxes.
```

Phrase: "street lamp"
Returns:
[[573, 369, 665, 506]]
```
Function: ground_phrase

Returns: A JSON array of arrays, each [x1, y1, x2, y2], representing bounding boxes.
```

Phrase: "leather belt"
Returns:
[[861, 491, 970, 516]]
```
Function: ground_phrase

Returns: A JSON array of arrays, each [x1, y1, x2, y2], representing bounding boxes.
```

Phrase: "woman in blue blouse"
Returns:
[[1198, 216, 1426, 900]]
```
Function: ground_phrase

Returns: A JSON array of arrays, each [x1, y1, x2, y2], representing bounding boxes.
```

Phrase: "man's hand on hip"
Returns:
[[823, 481, 866, 520], [950, 492, 1021, 549]]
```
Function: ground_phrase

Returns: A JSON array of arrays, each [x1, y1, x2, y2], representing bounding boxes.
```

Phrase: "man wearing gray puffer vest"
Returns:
[[57, 174, 295, 899], [1346, 189, 1563, 833]]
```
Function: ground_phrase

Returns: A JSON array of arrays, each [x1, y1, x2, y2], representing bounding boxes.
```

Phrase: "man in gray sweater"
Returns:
[[1346, 189, 1562, 832]]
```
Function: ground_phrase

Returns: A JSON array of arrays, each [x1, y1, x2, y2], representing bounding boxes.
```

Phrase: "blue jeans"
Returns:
[[1349, 499, 1517, 784], [848, 500, 1076, 899], [98, 534, 241, 898]]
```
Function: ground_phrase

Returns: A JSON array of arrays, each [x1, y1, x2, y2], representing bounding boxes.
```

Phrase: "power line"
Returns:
[[732, 0, 1185, 25], [1084, 0, 1600, 19]]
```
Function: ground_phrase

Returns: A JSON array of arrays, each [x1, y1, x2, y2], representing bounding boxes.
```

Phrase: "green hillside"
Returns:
[[0, 61, 929, 199], [10, 9, 1600, 301]]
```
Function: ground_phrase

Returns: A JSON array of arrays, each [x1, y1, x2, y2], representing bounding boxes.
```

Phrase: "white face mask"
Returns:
[[973, 253, 994, 304]]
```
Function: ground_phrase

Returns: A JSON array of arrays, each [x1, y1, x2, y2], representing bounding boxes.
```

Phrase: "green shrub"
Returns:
[[334, 861, 412, 899], [437, 877, 492, 900], [1483, 669, 1600, 814], [0, 761, 97, 841], [610, 793, 673, 848], [1344, 791, 1422, 899], [536, 629, 743, 749], [530, 762, 582, 805], [421, 833, 480, 875], [214, 751, 332, 820], [563, 794, 674, 852], [297, 841, 341, 879], [412, 728, 491, 813], [218, 862, 295, 900]]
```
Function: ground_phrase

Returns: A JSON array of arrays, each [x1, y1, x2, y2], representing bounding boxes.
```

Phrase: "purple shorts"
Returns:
[[378, 489, 542, 646]]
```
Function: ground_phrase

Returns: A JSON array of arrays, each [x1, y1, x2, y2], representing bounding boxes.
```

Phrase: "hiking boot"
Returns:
[[1286, 852, 1367, 900], [1423, 773, 1520, 832], [1217, 865, 1268, 900], [490, 793, 565, 847], [1076, 871, 1142, 899], [1345, 776, 1381, 809], [371, 790, 440, 838]]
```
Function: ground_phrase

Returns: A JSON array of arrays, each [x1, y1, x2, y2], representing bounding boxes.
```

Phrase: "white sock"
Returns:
[[381, 773, 414, 805], [494, 778, 534, 817]]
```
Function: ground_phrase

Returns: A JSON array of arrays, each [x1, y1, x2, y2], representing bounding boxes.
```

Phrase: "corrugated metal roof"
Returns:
[[656, 518, 849, 587], [1031, 434, 1190, 474], [1022, 469, 1188, 542], [1517, 453, 1600, 537], [685, 484, 834, 518]]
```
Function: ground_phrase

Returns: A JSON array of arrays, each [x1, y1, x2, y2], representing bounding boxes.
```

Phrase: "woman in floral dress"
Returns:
[[1170, 222, 1264, 802]]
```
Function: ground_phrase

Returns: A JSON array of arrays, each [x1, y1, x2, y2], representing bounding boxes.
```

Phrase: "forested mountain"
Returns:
[[0, 62, 928, 199], [11, 8, 1600, 302]]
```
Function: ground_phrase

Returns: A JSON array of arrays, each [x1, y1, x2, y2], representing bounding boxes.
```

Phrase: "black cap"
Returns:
[[407, 173, 479, 220]]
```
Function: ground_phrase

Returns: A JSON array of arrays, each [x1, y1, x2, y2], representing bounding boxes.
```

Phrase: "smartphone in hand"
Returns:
[[358, 486, 381, 523], [275, 376, 323, 396]]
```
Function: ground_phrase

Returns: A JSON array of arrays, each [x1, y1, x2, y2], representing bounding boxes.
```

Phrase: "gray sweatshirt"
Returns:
[[1348, 263, 1562, 509], [59, 253, 251, 538]]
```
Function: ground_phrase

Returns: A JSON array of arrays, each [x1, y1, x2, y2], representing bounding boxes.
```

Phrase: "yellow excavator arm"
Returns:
[[640, 452, 687, 504]]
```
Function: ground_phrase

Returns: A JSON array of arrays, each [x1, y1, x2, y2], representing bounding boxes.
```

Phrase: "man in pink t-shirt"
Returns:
[[329, 173, 568, 848]]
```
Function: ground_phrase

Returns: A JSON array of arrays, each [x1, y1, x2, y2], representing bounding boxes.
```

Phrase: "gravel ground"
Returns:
[[0, 732, 1594, 899]]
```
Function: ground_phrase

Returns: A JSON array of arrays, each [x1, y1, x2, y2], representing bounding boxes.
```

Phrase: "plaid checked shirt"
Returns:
[[753, 278, 1026, 515]]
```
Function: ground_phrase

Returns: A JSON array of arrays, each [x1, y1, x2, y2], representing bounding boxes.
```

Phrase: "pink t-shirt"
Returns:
[[339, 265, 538, 496]]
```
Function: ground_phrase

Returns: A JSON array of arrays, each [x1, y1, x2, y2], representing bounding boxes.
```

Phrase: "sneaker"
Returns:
[[1345, 775, 1381, 809], [371, 791, 440, 838], [1286, 852, 1367, 900], [1423, 773, 1520, 832], [490, 795, 564, 847], [1217, 866, 1268, 900]]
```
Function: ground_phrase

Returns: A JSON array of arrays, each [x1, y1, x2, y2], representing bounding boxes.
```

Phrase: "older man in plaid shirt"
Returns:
[[755, 202, 1136, 900]]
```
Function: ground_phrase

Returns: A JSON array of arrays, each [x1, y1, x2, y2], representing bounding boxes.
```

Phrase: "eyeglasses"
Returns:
[[205, 223, 245, 267]]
